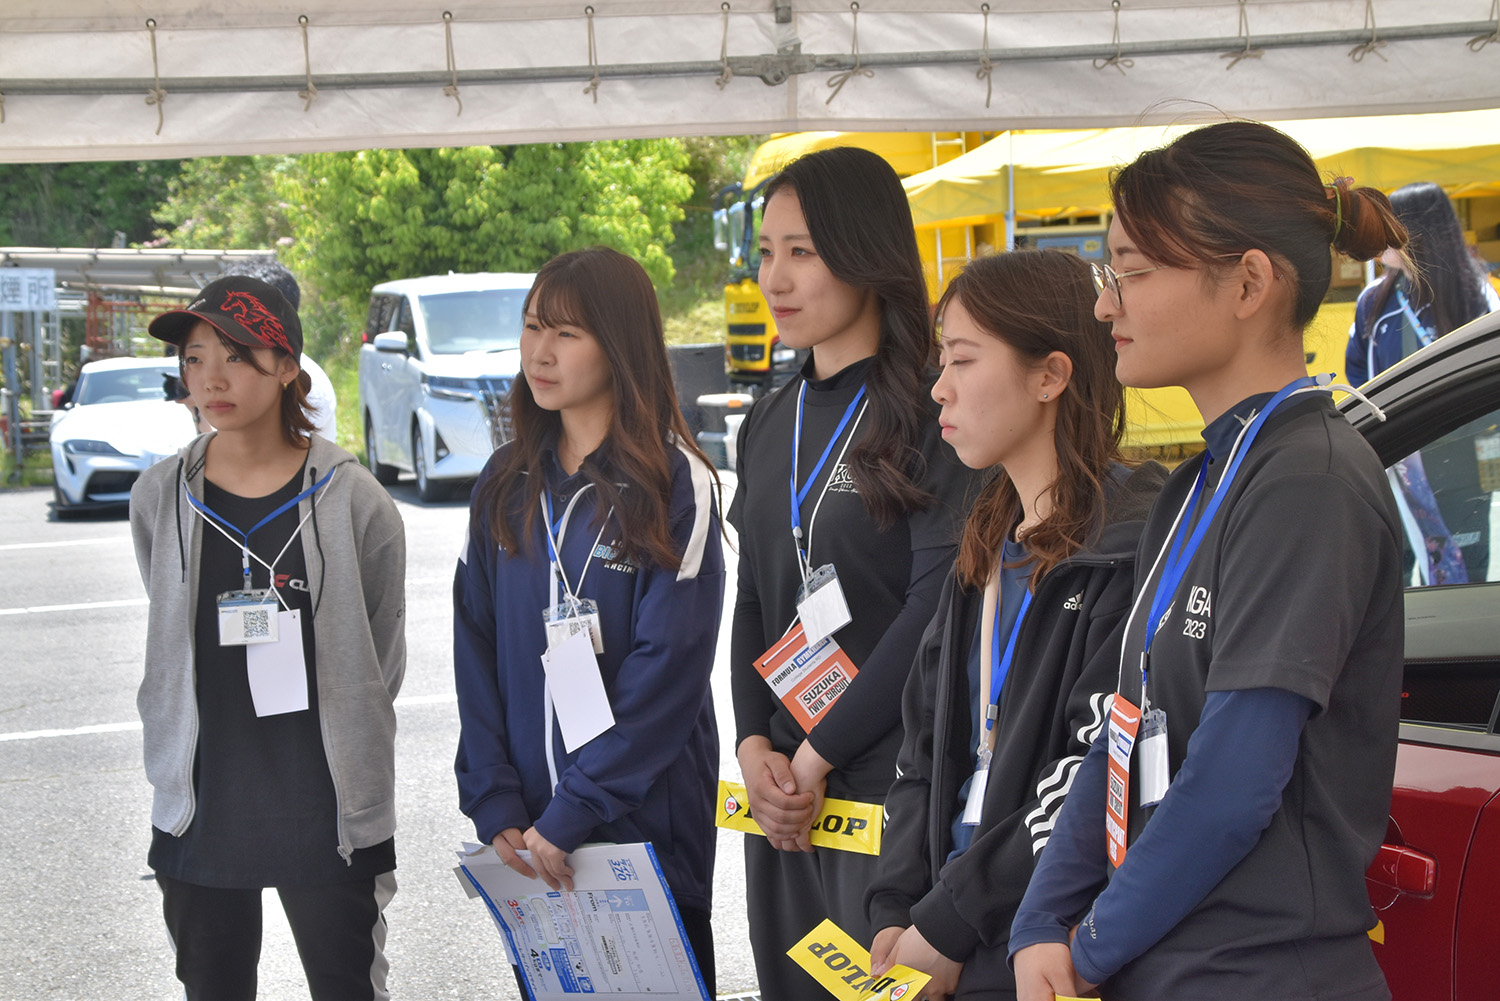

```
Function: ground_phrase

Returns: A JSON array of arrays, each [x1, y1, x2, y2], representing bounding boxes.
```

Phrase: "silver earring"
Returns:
[[1042, 393, 1049, 400]]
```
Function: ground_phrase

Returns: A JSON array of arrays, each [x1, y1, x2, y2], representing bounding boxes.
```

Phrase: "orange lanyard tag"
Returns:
[[754, 622, 860, 734], [1105, 695, 1142, 868]]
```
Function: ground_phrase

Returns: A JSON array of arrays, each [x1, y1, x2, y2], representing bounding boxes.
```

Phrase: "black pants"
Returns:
[[745, 835, 879, 1001], [157, 871, 396, 1001], [511, 903, 715, 999]]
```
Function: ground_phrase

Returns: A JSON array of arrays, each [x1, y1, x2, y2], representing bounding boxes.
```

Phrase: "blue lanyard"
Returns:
[[1141, 376, 1319, 670], [986, 587, 1034, 735], [789, 383, 867, 546], [541, 487, 610, 599], [186, 469, 333, 587]]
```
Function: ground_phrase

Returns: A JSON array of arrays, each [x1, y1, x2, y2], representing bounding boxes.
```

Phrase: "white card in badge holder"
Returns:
[[217, 589, 280, 646], [1137, 708, 1170, 808], [245, 609, 310, 716], [961, 752, 991, 826], [542, 597, 604, 654], [540, 627, 615, 752], [795, 564, 851, 647]]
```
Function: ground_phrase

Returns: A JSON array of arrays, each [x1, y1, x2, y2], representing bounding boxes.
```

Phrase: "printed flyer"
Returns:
[[458, 841, 708, 999]]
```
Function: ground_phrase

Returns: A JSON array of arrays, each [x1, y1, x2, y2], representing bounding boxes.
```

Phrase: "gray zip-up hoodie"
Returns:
[[130, 432, 407, 860]]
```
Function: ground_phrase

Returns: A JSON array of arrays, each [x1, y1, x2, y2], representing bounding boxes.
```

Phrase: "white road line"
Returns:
[[0, 597, 149, 616], [0, 692, 456, 743], [0, 537, 131, 552]]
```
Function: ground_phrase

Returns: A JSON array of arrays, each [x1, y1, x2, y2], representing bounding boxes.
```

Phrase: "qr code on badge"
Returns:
[[608, 858, 637, 882], [244, 608, 272, 639]]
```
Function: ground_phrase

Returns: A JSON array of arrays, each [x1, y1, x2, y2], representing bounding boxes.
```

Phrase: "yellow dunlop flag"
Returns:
[[788, 919, 930, 1001], [714, 781, 882, 856]]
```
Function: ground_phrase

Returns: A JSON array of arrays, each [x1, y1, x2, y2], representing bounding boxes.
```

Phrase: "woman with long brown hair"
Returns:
[[454, 246, 724, 998], [1011, 120, 1408, 1001], [729, 146, 981, 997], [865, 251, 1165, 999]]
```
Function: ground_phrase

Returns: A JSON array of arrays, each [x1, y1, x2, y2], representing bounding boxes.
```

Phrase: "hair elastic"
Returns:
[[1325, 179, 1351, 242]]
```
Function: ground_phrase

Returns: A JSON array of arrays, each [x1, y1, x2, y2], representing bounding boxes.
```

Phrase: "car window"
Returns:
[[418, 289, 529, 354], [366, 294, 396, 337], [1389, 408, 1500, 588], [75, 366, 176, 405]]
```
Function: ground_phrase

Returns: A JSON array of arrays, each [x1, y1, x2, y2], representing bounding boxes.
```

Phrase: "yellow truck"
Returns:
[[714, 114, 1500, 453]]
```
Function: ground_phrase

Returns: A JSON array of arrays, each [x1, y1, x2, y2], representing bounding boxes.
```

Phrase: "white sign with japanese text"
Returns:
[[0, 270, 57, 313]]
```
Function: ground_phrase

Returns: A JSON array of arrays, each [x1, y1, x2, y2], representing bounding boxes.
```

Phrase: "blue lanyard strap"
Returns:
[[789, 383, 867, 540], [185, 468, 334, 583], [1142, 376, 1318, 664], [986, 587, 1034, 733]]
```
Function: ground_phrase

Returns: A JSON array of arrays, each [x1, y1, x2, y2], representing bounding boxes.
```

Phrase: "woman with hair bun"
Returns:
[[1009, 120, 1409, 1001]]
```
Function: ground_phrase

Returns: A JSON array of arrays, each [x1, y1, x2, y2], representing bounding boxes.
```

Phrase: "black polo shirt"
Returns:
[[1110, 391, 1403, 997]]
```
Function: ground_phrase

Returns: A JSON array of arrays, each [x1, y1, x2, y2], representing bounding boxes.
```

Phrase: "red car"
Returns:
[[1345, 304, 1500, 1000]]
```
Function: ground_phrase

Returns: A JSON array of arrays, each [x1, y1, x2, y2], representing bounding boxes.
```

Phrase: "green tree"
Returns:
[[277, 141, 693, 313], [153, 155, 296, 249], [0, 161, 180, 247]]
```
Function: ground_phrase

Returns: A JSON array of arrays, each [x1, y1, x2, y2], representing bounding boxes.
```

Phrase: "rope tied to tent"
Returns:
[[976, 4, 995, 108], [826, 2, 874, 105], [1220, 0, 1264, 69], [1093, 1, 1134, 75], [715, 3, 734, 90], [1469, 0, 1500, 51], [298, 15, 318, 111], [583, 6, 602, 103], [145, 19, 167, 135], [1348, 0, 1388, 62], [442, 12, 464, 115]]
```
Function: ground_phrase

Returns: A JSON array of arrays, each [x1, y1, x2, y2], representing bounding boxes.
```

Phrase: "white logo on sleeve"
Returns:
[[1063, 591, 1083, 611]]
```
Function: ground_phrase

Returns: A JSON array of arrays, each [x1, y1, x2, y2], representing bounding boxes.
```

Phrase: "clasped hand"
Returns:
[[736, 737, 830, 852], [490, 826, 576, 891]]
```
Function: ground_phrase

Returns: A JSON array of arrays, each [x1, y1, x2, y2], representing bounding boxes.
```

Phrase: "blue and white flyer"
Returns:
[[457, 841, 710, 999]]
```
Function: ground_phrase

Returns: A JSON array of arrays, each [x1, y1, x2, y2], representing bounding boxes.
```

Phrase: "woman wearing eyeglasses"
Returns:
[[1009, 120, 1410, 1001]]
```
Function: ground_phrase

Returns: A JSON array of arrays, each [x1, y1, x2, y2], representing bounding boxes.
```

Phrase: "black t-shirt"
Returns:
[[1111, 392, 1402, 995], [150, 466, 395, 888], [728, 356, 979, 799]]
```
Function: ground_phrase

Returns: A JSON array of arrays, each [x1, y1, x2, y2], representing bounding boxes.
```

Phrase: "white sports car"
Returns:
[[50, 356, 198, 515]]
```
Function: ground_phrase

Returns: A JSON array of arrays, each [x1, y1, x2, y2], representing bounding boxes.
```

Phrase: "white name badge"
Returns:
[[245, 609, 310, 717], [217, 589, 279, 646], [961, 760, 990, 826], [1137, 708, 1170, 808], [540, 627, 615, 753], [796, 564, 852, 647]]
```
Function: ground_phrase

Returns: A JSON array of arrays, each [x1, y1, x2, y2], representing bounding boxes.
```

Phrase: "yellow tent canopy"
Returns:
[[903, 109, 1500, 229], [743, 132, 981, 190]]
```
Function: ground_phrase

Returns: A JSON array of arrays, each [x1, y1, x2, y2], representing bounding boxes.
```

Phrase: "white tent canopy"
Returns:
[[2, 1, 1499, 162]]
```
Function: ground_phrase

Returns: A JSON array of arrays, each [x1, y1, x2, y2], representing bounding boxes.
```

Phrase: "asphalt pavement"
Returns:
[[0, 476, 757, 1000]]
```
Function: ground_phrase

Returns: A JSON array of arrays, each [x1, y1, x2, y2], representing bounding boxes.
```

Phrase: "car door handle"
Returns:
[[1367, 844, 1436, 897]]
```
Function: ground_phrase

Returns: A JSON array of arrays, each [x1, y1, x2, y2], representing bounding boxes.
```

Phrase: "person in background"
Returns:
[[1346, 181, 1500, 585], [866, 251, 1165, 999], [1346, 180, 1499, 386], [453, 246, 724, 998], [729, 146, 980, 998], [1010, 120, 1408, 1001]]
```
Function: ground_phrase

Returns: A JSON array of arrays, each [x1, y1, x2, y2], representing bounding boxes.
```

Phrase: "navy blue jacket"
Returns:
[[454, 438, 724, 910]]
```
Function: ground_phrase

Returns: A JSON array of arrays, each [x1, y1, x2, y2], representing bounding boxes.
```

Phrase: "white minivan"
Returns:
[[358, 272, 535, 501]]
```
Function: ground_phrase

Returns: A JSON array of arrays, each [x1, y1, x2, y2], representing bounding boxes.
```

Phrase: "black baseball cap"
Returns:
[[149, 275, 302, 362]]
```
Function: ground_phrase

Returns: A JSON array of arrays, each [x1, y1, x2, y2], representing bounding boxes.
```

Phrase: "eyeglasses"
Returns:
[[1090, 262, 1164, 309], [1091, 253, 1253, 309]]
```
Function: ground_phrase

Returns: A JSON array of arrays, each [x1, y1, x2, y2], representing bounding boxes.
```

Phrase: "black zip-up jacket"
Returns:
[[866, 461, 1166, 996]]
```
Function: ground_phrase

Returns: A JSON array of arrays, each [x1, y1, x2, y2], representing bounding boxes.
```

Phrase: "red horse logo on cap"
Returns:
[[220, 291, 292, 355]]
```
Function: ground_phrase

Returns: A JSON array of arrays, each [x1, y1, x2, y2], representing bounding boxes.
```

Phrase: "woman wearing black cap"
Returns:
[[130, 276, 407, 1001]]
